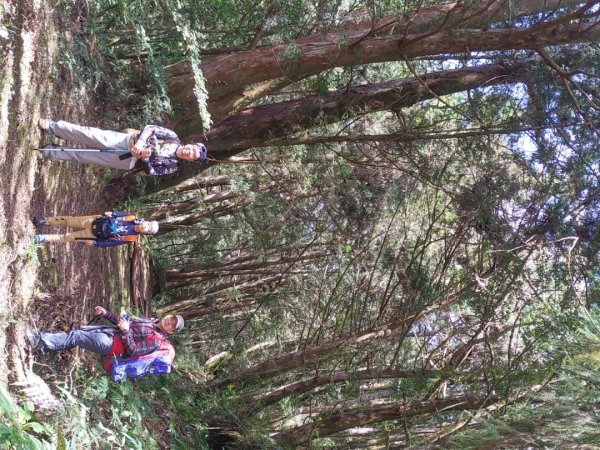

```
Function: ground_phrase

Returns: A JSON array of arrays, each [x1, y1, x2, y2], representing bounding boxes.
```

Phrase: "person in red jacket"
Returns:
[[27, 306, 184, 358]]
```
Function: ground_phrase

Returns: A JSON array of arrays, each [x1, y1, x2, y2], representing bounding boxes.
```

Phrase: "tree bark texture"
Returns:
[[147, 190, 240, 220], [272, 394, 496, 446], [156, 199, 249, 233], [167, 0, 596, 132], [155, 275, 282, 316], [145, 174, 231, 199], [209, 298, 454, 389], [165, 249, 329, 287], [197, 63, 525, 153], [240, 368, 442, 414]]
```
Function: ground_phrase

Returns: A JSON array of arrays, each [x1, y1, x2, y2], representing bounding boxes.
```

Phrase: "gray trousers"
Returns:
[[43, 120, 138, 170], [39, 326, 120, 356]]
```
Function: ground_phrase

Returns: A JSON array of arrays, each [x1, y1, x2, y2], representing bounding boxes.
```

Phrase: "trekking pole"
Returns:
[[37, 147, 133, 160], [87, 314, 103, 326], [84, 314, 119, 331]]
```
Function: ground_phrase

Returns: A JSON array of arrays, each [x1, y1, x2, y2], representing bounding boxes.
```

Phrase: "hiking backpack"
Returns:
[[91, 214, 137, 240], [103, 340, 176, 382]]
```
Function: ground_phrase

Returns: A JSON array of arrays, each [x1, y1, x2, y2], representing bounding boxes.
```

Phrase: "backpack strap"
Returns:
[[92, 217, 118, 239]]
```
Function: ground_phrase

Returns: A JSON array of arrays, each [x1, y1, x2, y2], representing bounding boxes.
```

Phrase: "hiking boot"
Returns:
[[33, 235, 47, 244], [25, 327, 41, 351], [37, 144, 59, 159], [38, 118, 51, 132], [32, 215, 47, 226]]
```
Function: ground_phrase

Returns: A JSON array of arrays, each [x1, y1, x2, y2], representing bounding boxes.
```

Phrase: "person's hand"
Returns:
[[132, 141, 145, 153], [118, 317, 130, 332], [104, 211, 113, 218], [131, 142, 151, 159], [134, 148, 152, 159], [94, 306, 107, 316], [84, 240, 95, 247]]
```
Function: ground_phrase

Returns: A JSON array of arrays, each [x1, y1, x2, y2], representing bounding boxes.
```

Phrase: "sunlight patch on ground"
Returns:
[[18, 32, 34, 112], [7, 28, 39, 216], [0, 49, 14, 165], [0, 1, 17, 384], [0, 0, 15, 153], [14, 254, 38, 304], [0, 30, 15, 247]]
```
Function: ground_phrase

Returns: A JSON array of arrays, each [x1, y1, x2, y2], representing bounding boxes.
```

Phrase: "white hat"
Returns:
[[147, 221, 159, 235], [175, 315, 185, 332]]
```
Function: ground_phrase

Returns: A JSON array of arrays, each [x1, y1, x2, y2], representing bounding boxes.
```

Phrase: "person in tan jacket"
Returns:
[[32, 211, 158, 247]]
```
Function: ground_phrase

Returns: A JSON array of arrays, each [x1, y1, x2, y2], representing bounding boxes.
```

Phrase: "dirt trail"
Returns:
[[0, 0, 151, 409]]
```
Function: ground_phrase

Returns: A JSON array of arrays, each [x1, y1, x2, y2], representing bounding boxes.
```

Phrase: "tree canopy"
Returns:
[[113, 0, 600, 446]]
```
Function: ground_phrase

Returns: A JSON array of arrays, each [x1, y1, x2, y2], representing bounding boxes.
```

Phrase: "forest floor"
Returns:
[[0, 0, 152, 408]]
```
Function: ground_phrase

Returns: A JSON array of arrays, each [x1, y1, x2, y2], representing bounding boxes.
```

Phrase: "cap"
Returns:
[[147, 221, 159, 234], [194, 143, 208, 161], [175, 315, 185, 332]]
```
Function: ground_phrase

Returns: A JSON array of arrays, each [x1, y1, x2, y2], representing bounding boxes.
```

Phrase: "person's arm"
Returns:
[[121, 325, 161, 357], [140, 158, 181, 177], [137, 125, 179, 145], [131, 146, 152, 159], [95, 306, 121, 325]]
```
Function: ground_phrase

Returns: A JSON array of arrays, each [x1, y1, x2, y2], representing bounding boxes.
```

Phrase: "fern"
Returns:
[[0, 383, 52, 450]]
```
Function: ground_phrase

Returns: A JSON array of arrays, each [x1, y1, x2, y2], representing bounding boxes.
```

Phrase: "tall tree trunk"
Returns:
[[155, 275, 282, 316], [134, 63, 525, 200], [147, 190, 240, 220], [199, 63, 525, 152], [156, 200, 248, 233], [257, 125, 543, 148], [271, 394, 497, 446], [209, 295, 457, 388], [240, 368, 442, 414], [166, 0, 588, 130], [165, 249, 329, 287], [181, 296, 259, 319], [144, 174, 231, 200]]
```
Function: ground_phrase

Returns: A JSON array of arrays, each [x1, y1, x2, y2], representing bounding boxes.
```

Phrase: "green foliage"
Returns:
[[0, 372, 211, 449], [445, 418, 523, 449], [444, 308, 600, 449], [165, 0, 212, 130], [132, 376, 211, 448], [0, 383, 52, 450], [31, 373, 212, 449]]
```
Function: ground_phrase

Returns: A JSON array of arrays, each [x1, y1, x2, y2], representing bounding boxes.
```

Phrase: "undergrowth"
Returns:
[[1, 370, 212, 449], [0, 384, 53, 449]]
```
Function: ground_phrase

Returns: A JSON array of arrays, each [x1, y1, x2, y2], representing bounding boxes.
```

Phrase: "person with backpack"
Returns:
[[38, 119, 208, 176], [32, 211, 159, 246], [27, 307, 184, 380]]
